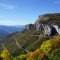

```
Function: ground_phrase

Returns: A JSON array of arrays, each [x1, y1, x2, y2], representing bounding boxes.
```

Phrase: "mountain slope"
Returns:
[[0, 29, 42, 56], [1, 13, 60, 58]]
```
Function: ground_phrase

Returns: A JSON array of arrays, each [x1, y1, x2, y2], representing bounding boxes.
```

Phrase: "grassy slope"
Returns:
[[1, 29, 43, 56]]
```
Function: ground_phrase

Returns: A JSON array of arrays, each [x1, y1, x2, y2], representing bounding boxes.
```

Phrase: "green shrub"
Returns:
[[13, 54, 29, 60], [49, 48, 60, 60]]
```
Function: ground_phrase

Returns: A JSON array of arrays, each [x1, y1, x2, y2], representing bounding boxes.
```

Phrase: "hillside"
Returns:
[[2, 30, 40, 56], [0, 13, 60, 60], [0, 28, 50, 56], [13, 35, 60, 60]]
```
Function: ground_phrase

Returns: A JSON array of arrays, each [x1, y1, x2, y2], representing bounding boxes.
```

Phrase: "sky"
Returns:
[[0, 0, 60, 25]]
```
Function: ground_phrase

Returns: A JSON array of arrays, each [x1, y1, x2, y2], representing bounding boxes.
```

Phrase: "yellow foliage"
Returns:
[[27, 49, 46, 60], [1, 49, 12, 60], [52, 35, 60, 48], [40, 40, 52, 55], [40, 35, 60, 56]]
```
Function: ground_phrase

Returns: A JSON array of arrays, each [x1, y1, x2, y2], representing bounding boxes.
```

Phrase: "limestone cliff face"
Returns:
[[35, 13, 60, 36]]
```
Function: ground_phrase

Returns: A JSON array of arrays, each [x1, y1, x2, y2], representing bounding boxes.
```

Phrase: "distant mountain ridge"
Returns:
[[0, 30, 9, 37], [0, 25, 25, 39], [0, 25, 25, 32]]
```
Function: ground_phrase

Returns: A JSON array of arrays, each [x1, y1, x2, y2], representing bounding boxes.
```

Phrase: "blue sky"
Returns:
[[0, 0, 60, 25]]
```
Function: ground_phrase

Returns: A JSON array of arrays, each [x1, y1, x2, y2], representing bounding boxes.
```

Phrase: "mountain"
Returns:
[[35, 13, 60, 36], [0, 25, 25, 33], [37, 13, 60, 25], [0, 30, 9, 38], [0, 13, 60, 58], [0, 25, 25, 39], [12, 13, 60, 60]]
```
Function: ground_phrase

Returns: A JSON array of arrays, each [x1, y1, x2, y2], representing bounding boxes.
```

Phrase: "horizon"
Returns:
[[0, 0, 60, 25], [0, 24, 26, 26]]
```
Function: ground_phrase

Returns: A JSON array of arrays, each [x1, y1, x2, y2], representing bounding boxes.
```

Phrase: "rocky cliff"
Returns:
[[34, 13, 60, 36]]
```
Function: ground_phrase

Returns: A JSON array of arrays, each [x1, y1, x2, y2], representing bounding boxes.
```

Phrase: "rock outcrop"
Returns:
[[25, 24, 36, 30], [35, 13, 60, 36]]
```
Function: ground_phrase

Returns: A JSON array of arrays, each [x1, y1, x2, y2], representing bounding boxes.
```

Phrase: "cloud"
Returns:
[[53, 0, 60, 4], [0, 3, 16, 9]]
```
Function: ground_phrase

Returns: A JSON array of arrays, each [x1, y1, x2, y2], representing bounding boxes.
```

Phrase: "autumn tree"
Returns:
[[0, 49, 13, 60]]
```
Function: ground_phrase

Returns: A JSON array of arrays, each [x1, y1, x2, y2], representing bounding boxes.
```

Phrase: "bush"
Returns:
[[40, 40, 52, 56], [0, 49, 13, 60], [40, 35, 60, 56], [49, 48, 60, 60], [52, 36, 60, 49], [27, 49, 46, 60], [13, 54, 29, 60]]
